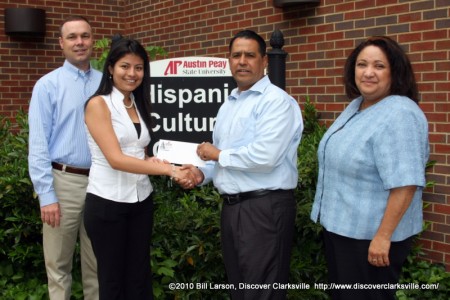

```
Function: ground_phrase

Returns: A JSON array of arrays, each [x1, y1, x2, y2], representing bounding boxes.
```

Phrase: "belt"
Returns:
[[51, 162, 90, 176], [221, 189, 291, 205]]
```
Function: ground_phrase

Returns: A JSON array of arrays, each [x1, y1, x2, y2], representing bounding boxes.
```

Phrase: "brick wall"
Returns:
[[1, 0, 449, 270], [0, 0, 124, 120]]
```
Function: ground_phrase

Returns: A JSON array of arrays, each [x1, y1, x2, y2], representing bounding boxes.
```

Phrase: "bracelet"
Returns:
[[170, 164, 176, 181], [168, 164, 176, 187]]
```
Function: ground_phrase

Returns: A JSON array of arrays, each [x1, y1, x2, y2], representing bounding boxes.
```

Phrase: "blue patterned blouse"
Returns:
[[311, 95, 429, 241]]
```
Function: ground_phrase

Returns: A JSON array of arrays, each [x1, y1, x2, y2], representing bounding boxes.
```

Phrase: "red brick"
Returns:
[[433, 241, 450, 253], [433, 223, 450, 234], [423, 212, 446, 223], [421, 249, 444, 262], [445, 255, 450, 271], [417, 238, 432, 249], [435, 204, 450, 215], [421, 231, 445, 242]]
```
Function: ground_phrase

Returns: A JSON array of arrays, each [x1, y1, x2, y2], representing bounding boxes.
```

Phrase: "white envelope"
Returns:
[[156, 139, 206, 167]]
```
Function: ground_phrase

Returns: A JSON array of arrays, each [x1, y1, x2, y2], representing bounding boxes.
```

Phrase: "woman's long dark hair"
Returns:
[[343, 36, 419, 103], [90, 35, 153, 133]]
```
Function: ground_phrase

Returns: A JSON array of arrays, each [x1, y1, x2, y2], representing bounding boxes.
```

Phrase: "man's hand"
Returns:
[[40, 203, 61, 228], [197, 142, 220, 161], [177, 164, 205, 189]]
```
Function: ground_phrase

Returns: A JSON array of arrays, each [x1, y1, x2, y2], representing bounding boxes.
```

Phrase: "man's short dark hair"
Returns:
[[229, 30, 266, 57]]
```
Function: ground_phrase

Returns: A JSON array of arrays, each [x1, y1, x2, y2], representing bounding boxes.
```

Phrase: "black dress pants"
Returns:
[[84, 193, 154, 300], [221, 190, 296, 300], [323, 229, 413, 300]]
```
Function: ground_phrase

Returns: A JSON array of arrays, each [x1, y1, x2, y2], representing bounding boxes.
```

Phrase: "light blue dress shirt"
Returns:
[[28, 60, 102, 207], [200, 75, 303, 194], [310, 95, 429, 241]]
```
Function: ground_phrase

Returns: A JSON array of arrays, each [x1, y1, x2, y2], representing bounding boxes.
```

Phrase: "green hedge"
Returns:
[[1, 102, 448, 300], [0, 111, 49, 299]]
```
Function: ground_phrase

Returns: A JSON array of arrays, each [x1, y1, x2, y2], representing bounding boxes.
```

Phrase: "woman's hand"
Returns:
[[368, 235, 391, 267], [177, 165, 205, 189], [368, 185, 416, 267], [172, 166, 195, 187]]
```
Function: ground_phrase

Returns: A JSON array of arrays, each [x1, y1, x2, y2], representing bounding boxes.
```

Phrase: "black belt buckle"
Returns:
[[222, 194, 241, 205]]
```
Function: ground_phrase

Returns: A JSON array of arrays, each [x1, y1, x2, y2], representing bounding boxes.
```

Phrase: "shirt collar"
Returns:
[[63, 60, 93, 81], [229, 75, 270, 100], [111, 86, 135, 103], [111, 86, 124, 101]]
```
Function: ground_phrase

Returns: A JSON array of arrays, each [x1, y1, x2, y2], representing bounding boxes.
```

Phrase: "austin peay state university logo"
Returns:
[[164, 61, 182, 75], [162, 59, 228, 76]]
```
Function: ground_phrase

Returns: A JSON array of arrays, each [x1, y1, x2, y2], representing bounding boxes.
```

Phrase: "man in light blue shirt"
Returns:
[[184, 30, 303, 300], [28, 16, 101, 300]]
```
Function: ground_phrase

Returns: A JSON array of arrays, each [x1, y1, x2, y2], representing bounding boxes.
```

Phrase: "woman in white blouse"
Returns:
[[84, 36, 193, 300]]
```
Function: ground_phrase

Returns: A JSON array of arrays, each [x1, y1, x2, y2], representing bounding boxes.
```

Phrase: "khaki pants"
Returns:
[[43, 169, 98, 300]]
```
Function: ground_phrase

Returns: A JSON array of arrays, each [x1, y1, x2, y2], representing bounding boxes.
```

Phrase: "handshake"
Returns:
[[152, 141, 220, 189], [171, 164, 204, 189]]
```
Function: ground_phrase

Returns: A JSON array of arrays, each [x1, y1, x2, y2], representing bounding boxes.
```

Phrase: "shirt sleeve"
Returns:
[[373, 104, 429, 190], [28, 80, 58, 206], [198, 161, 215, 186]]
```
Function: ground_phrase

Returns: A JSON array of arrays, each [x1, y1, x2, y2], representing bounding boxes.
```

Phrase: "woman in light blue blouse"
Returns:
[[311, 36, 429, 300]]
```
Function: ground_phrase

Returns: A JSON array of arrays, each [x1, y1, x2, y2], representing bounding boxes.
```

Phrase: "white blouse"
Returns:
[[86, 87, 152, 203]]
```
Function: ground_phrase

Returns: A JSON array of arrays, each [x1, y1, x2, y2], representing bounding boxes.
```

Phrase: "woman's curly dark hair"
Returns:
[[343, 36, 419, 103]]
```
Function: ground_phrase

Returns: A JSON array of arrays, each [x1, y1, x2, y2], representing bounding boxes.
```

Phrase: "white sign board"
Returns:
[[150, 57, 236, 156]]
